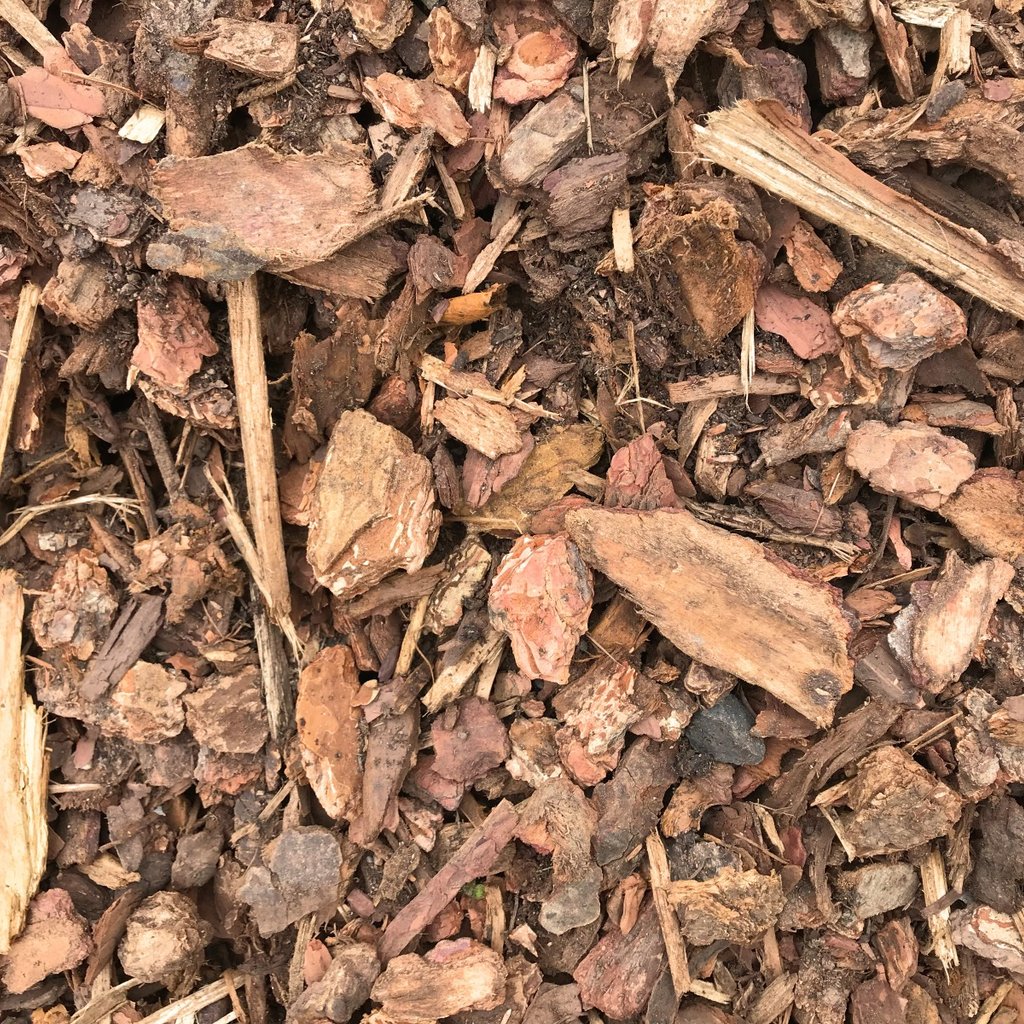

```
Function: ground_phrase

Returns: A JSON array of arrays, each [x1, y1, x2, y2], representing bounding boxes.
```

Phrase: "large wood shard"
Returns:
[[309, 409, 440, 598], [150, 146, 378, 272], [565, 507, 853, 726], [695, 101, 1024, 320], [941, 470, 1024, 562], [816, 746, 962, 858], [845, 420, 976, 511], [889, 551, 1013, 694], [0, 572, 48, 955], [296, 645, 363, 823]]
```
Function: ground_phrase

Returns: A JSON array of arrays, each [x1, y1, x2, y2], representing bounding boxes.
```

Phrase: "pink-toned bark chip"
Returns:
[[488, 532, 593, 684]]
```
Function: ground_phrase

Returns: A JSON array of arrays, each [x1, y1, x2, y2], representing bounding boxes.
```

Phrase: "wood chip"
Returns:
[[488, 533, 594, 684], [566, 507, 853, 726], [0, 571, 46, 956], [309, 409, 440, 598], [364, 74, 472, 146]]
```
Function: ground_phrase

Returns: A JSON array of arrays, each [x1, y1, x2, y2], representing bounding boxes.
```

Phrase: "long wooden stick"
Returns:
[[0, 281, 40, 474], [695, 101, 1024, 321], [0, 0, 62, 58], [0, 570, 48, 954], [225, 277, 291, 619]]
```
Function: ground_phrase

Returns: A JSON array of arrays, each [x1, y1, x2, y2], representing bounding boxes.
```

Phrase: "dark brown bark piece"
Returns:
[[970, 795, 1024, 914], [820, 746, 962, 857], [566, 507, 853, 726], [541, 154, 628, 238], [591, 738, 676, 866]]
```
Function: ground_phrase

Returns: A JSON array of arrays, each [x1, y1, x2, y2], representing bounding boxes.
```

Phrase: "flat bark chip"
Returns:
[[566, 507, 854, 726], [309, 409, 441, 598]]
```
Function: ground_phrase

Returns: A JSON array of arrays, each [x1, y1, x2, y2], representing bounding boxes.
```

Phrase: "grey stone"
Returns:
[[684, 693, 765, 765]]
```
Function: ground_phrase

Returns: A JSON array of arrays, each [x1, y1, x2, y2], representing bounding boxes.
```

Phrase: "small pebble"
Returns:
[[684, 692, 766, 766]]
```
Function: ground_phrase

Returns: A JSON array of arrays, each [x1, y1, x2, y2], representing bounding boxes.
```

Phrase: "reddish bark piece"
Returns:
[[604, 433, 680, 510], [2, 889, 92, 994], [488, 533, 593, 684], [832, 272, 967, 370], [432, 697, 510, 784], [428, 7, 476, 93], [754, 285, 842, 360], [553, 658, 642, 785], [492, 0, 578, 104], [405, 753, 465, 811], [902, 398, 1004, 435], [784, 219, 841, 291], [118, 892, 210, 983], [745, 480, 843, 535], [309, 409, 440, 598], [566, 508, 853, 726], [9, 65, 105, 130], [463, 434, 536, 508], [517, 779, 601, 934], [372, 939, 507, 1020], [669, 868, 785, 945], [17, 142, 80, 181], [364, 74, 471, 147], [238, 827, 343, 937], [573, 906, 664, 1019], [133, 278, 217, 392], [150, 146, 377, 271], [379, 801, 519, 961], [183, 667, 268, 754], [844, 420, 976, 511], [203, 18, 298, 78], [435, 396, 525, 459], [821, 746, 962, 857], [341, 0, 412, 49], [296, 645, 363, 822], [941, 469, 1024, 561], [30, 550, 117, 661], [108, 661, 186, 742], [889, 551, 1013, 694]]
